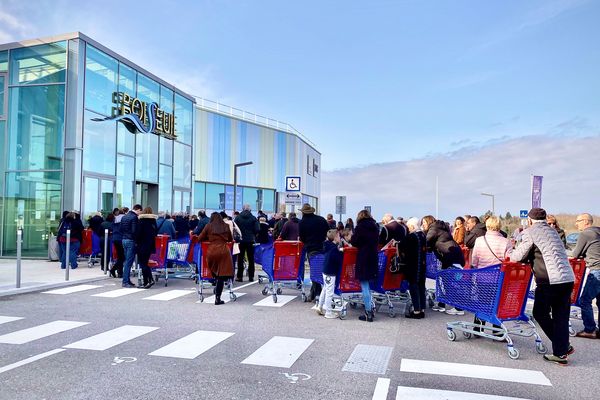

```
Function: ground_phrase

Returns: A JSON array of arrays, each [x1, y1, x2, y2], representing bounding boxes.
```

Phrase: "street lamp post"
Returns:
[[234, 161, 253, 213], [481, 192, 495, 215]]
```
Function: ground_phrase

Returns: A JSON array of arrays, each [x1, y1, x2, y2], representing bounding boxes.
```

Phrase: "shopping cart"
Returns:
[[331, 247, 363, 319], [164, 235, 199, 286], [146, 235, 170, 284], [437, 261, 546, 359], [527, 258, 587, 336], [370, 247, 410, 317], [260, 241, 306, 303], [255, 242, 273, 284], [79, 229, 101, 267], [425, 252, 441, 307], [195, 241, 236, 302], [461, 245, 471, 269]]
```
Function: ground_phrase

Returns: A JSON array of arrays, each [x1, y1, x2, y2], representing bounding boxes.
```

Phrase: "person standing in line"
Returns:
[[136, 207, 157, 289], [234, 204, 260, 282], [157, 211, 176, 238], [326, 214, 337, 229], [345, 218, 355, 233], [400, 217, 427, 319], [453, 216, 466, 246], [257, 216, 271, 244], [110, 208, 125, 278], [571, 213, 600, 339], [511, 208, 575, 365], [298, 204, 329, 302], [120, 204, 142, 288], [546, 214, 567, 247], [316, 229, 344, 319], [220, 211, 241, 264], [378, 213, 407, 247], [193, 210, 210, 235], [464, 216, 486, 249], [57, 211, 83, 269], [351, 209, 380, 322], [279, 212, 300, 240], [200, 212, 234, 305], [273, 212, 288, 240]]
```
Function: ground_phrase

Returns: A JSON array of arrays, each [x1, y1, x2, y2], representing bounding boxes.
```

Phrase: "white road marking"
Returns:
[[0, 349, 66, 374], [400, 359, 551, 386], [0, 316, 23, 325], [42, 284, 103, 295], [149, 330, 235, 359], [142, 290, 195, 301], [199, 293, 246, 304], [0, 321, 89, 344], [231, 280, 259, 291], [91, 288, 145, 298], [241, 336, 314, 368], [372, 378, 390, 400], [64, 325, 158, 351], [253, 295, 296, 307], [395, 386, 530, 400], [343, 344, 393, 374]]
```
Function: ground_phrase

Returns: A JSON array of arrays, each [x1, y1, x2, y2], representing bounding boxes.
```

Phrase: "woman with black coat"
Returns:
[[136, 207, 158, 288], [398, 217, 427, 319], [350, 209, 379, 322]]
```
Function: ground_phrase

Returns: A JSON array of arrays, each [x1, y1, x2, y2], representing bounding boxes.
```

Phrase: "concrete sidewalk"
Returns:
[[0, 258, 109, 297]]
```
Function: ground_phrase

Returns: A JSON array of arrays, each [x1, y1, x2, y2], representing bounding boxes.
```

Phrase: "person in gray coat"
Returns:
[[510, 208, 575, 365]]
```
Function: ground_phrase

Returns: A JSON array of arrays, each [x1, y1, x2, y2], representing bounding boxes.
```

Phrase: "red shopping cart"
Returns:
[[195, 241, 236, 302], [260, 241, 305, 303], [370, 247, 410, 317]]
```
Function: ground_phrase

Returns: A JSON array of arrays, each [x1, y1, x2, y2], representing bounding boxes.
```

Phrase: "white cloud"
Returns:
[[321, 134, 600, 222]]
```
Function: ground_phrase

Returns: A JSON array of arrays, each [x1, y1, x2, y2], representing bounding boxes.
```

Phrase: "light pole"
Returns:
[[234, 161, 253, 213], [481, 192, 495, 215]]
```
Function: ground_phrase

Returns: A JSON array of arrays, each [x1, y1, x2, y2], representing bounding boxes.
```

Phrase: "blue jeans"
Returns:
[[580, 270, 600, 333], [360, 280, 372, 312], [122, 239, 136, 284], [59, 241, 80, 269]]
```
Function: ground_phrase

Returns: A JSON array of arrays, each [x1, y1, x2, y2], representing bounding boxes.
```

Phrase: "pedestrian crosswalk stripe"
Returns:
[[0, 320, 90, 345], [91, 288, 145, 298], [343, 344, 393, 374], [0, 349, 66, 375], [199, 293, 246, 304], [42, 284, 103, 295], [142, 290, 195, 301], [372, 378, 390, 400], [241, 336, 314, 368], [252, 295, 296, 307], [64, 325, 159, 351], [0, 316, 23, 325], [149, 330, 235, 359], [400, 359, 551, 386], [395, 386, 531, 400]]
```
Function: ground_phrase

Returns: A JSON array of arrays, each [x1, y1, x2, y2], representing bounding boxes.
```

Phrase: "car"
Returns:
[[566, 232, 579, 248]]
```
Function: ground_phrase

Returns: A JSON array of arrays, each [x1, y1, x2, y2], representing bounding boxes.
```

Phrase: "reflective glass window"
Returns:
[[160, 136, 172, 165], [83, 176, 99, 219], [117, 122, 135, 156], [205, 183, 224, 210], [118, 63, 136, 95], [159, 164, 172, 213], [83, 110, 116, 175], [135, 133, 158, 183], [7, 85, 64, 170], [243, 187, 260, 212], [160, 86, 174, 114], [9, 42, 67, 85], [0, 50, 7, 71], [175, 93, 193, 145], [262, 189, 275, 212], [116, 155, 134, 207], [2, 171, 62, 257], [137, 73, 159, 104], [0, 74, 5, 117], [194, 182, 206, 209], [173, 142, 191, 188], [85, 45, 118, 116]]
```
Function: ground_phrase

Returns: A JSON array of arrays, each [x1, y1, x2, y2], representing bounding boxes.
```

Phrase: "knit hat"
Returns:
[[299, 203, 315, 214], [528, 208, 547, 221]]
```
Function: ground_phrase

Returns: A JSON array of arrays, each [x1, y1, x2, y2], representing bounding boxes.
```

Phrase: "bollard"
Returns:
[[65, 229, 71, 281], [16, 229, 22, 288], [136, 254, 141, 287], [104, 229, 109, 274]]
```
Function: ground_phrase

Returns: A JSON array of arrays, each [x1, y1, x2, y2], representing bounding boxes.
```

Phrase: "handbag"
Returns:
[[389, 245, 408, 274]]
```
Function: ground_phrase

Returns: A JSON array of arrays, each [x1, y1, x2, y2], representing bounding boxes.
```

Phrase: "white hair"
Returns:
[[243, 204, 251, 211]]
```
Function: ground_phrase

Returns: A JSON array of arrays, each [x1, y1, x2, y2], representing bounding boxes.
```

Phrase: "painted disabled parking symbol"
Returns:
[[111, 356, 137, 366], [281, 372, 311, 384]]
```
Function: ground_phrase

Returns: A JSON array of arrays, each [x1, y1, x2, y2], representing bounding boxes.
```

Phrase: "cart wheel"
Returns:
[[462, 332, 472, 339], [276, 288, 283, 295], [339, 309, 347, 320], [199, 295, 204, 303], [164, 281, 168, 287], [261, 287, 269, 296], [272, 294, 278, 303], [535, 342, 547, 354], [349, 302, 357, 309], [230, 293, 237, 301], [508, 347, 520, 360], [301, 293, 307, 302], [388, 308, 396, 318], [428, 299, 435, 308], [258, 277, 264, 284], [568, 327, 576, 337], [447, 330, 456, 341], [296, 282, 303, 290]]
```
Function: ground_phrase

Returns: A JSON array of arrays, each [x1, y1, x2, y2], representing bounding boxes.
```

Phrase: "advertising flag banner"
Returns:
[[531, 175, 543, 208]]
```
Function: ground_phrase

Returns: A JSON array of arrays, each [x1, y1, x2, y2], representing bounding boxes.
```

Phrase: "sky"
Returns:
[[1, 0, 599, 220]]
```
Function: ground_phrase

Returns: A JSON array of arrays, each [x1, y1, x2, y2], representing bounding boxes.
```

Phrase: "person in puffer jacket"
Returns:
[[511, 207, 575, 365]]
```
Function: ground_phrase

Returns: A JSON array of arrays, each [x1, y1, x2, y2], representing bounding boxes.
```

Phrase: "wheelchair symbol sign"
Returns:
[[286, 176, 301, 192]]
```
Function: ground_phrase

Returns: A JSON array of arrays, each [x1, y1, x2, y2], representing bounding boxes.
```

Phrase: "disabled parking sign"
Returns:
[[286, 176, 301, 192], [519, 210, 528, 218]]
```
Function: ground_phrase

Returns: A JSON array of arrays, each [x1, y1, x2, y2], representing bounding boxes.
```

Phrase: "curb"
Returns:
[[0, 275, 111, 298]]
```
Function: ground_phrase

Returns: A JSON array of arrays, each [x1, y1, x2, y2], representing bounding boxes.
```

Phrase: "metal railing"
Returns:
[[195, 97, 318, 150]]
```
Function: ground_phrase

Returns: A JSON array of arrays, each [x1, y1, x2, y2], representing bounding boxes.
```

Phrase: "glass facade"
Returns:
[[84, 45, 118, 116], [83, 110, 116, 175], [9, 42, 67, 85], [194, 181, 276, 213]]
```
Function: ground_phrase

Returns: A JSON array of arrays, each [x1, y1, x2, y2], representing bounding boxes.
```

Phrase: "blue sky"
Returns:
[[1, 0, 599, 219]]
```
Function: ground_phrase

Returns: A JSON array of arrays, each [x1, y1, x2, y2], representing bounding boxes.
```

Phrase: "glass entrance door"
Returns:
[[173, 190, 191, 214], [135, 182, 158, 213], [83, 176, 115, 220]]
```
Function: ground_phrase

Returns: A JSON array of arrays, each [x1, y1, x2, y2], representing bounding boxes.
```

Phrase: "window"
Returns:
[[83, 110, 116, 175], [7, 85, 65, 170], [0, 74, 5, 118], [160, 86, 174, 114], [173, 142, 191, 188], [84, 45, 118, 116], [243, 187, 260, 211], [137, 73, 159, 104], [117, 122, 135, 156], [135, 133, 158, 183], [262, 189, 275, 212], [118, 63, 136, 95], [160, 136, 172, 164], [175, 93, 193, 145], [159, 165, 172, 213], [9, 42, 67, 85], [205, 183, 224, 210], [193, 182, 206, 209], [116, 155, 134, 207], [0, 50, 7, 71]]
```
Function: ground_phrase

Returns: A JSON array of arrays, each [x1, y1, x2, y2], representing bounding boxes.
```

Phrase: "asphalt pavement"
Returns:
[[0, 276, 598, 400]]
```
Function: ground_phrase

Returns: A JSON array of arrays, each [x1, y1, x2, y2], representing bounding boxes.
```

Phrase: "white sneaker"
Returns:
[[432, 305, 446, 312], [445, 308, 465, 316], [314, 305, 324, 316], [324, 310, 338, 319]]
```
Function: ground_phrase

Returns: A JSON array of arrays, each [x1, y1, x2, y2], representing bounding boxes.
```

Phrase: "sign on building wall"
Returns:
[[285, 176, 301, 192]]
